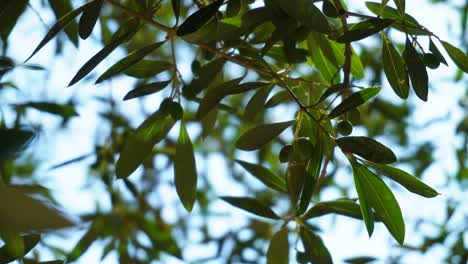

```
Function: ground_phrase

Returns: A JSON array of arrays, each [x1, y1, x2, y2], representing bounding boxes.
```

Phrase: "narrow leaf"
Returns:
[[267, 228, 289, 264], [440, 40, 468, 73], [381, 33, 409, 99], [244, 85, 273, 122], [337, 136, 397, 164], [68, 30, 135, 86], [235, 160, 287, 192], [21, 102, 78, 119], [273, 0, 330, 33], [394, 0, 405, 14], [337, 18, 394, 43], [303, 199, 381, 221], [123, 80, 171, 101], [429, 39, 447, 66], [235, 120, 294, 151], [328, 88, 381, 119], [174, 122, 198, 212], [221, 196, 280, 219], [300, 228, 333, 264], [177, 0, 223, 36], [96, 41, 166, 83], [123, 60, 172, 78], [26, 2, 93, 62], [0, 234, 40, 264], [0, 129, 34, 162], [171, 0, 180, 24], [196, 77, 244, 119], [78, 0, 104, 39], [403, 38, 428, 101], [353, 165, 375, 236], [116, 109, 175, 178], [297, 141, 323, 214], [0, 187, 74, 233], [314, 83, 347, 106], [48, 0, 79, 46], [365, 162, 439, 197], [352, 163, 405, 245]]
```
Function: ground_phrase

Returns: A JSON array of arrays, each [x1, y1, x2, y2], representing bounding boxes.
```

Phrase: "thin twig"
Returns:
[[314, 159, 330, 192], [334, 0, 352, 92], [105, 0, 173, 33]]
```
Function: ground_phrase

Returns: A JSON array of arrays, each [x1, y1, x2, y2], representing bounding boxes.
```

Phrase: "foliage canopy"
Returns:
[[0, 0, 467, 263]]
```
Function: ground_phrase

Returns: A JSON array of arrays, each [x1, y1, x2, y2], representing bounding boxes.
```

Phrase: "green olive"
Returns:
[[293, 137, 314, 160], [336, 120, 353, 135], [279, 145, 294, 163]]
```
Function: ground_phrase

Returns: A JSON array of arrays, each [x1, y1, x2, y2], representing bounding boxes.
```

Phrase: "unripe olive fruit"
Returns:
[[293, 137, 314, 160], [279, 145, 294, 163], [336, 120, 353, 135]]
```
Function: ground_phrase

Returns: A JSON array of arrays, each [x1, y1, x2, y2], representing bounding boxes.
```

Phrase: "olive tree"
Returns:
[[0, 0, 467, 263]]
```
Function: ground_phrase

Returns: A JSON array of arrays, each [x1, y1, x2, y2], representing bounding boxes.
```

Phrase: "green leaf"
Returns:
[[286, 162, 307, 207], [394, 0, 405, 14], [337, 18, 394, 43], [198, 80, 269, 119], [322, 0, 339, 18], [116, 109, 175, 178], [365, 2, 417, 24], [226, 0, 241, 17], [337, 136, 397, 164], [0, 187, 74, 233], [177, 0, 223, 36], [381, 33, 409, 99], [21, 102, 78, 120], [174, 122, 198, 212], [403, 38, 428, 101], [344, 256, 378, 264], [307, 33, 339, 84], [220, 196, 280, 219], [235, 120, 294, 151], [272, 0, 330, 33], [171, 0, 180, 24], [353, 165, 375, 236], [78, 0, 104, 39], [123, 80, 171, 101], [265, 89, 294, 108], [299, 227, 333, 264], [68, 29, 136, 86], [297, 141, 323, 214], [364, 162, 439, 198], [267, 228, 289, 264], [240, 7, 275, 34], [314, 83, 347, 106], [0, 234, 40, 264], [66, 227, 98, 262], [48, 0, 79, 46], [196, 77, 243, 119], [201, 107, 218, 139], [183, 58, 226, 98], [352, 163, 405, 245], [0, 0, 28, 42], [235, 160, 287, 192], [123, 60, 172, 78], [302, 198, 381, 221], [244, 85, 273, 122], [440, 40, 468, 73], [328, 87, 381, 119], [26, 2, 92, 62], [0, 129, 34, 162], [429, 39, 447, 66], [96, 41, 166, 83]]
